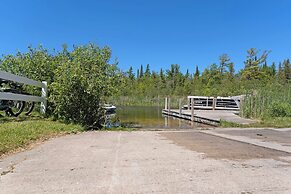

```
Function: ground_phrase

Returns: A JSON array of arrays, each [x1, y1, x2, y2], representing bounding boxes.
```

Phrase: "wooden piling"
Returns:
[[187, 98, 190, 110], [168, 97, 171, 114], [212, 97, 216, 110], [165, 97, 168, 110], [179, 98, 182, 116], [191, 97, 194, 121]]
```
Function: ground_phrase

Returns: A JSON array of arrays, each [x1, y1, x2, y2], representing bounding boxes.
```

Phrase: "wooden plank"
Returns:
[[0, 92, 45, 102], [162, 109, 220, 127], [0, 70, 43, 88]]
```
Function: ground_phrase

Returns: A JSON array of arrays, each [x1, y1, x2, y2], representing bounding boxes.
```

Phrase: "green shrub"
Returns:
[[268, 102, 291, 117], [49, 44, 120, 129]]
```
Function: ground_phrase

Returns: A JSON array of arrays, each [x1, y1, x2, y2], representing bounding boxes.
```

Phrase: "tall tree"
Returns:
[[270, 62, 276, 77], [284, 59, 291, 82], [228, 63, 235, 79], [127, 66, 135, 80], [278, 62, 285, 82], [242, 48, 270, 80], [194, 65, 200, 79], [185, 69, 190, 79], [219, 54, 231, 75], [139, 64, 144, 78], [136, 69, 140, 79], [145, 64, 151, 77]]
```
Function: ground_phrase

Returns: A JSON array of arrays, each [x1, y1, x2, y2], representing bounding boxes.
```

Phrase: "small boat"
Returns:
[[103, 104, 116, 114]]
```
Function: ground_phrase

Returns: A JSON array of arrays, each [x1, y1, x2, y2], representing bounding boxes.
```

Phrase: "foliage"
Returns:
[[0, 44, 120, 128], [50, 45, 119, 128], [0, 45, 290, 124], [269, 102, 291, 117], [117, 48, 291, 121], [0, 117, 83, 156]]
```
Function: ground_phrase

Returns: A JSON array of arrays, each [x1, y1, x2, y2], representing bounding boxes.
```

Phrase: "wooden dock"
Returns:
[[162, 109, 256, 127], [163, 96, 255, 126]]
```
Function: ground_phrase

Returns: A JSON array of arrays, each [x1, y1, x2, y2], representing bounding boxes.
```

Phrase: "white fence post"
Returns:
[[40, 81, 48, 114]]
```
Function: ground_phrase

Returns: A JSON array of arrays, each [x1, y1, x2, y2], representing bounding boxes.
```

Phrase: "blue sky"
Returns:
[[1, 0, 291, 73]]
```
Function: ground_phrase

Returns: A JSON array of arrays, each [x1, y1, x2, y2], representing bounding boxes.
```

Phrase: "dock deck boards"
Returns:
[[162, 109, 256, 126]]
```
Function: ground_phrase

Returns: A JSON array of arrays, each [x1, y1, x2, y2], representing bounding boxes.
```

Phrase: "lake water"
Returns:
[[116, 106, 209, 129]]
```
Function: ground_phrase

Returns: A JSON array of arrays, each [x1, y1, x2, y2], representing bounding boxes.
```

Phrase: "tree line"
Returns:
[[0, 45, 290, 126], [119, 48, 290, 98]]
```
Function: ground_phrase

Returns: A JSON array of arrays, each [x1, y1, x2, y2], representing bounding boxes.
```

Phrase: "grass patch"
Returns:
[[0, 116, 84, 156], [101, 127, 137, 131], [220, 117, 291, 128]]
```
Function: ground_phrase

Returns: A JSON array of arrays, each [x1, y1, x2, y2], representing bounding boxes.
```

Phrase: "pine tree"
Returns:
[[270, 62, 276, 77], [219, 54, 231, 75], [228, 63, 235, 79], [194, 65, 200, 79], [137, 69, 140, 79], [127, 66, 135, 80], [145, 64, 151, 77], [159, 68, 165, 84], [284, 59, 291, 81], [278, 62, 285, 82], [185, 69, 190, 79], [139, 64, 144, 78]]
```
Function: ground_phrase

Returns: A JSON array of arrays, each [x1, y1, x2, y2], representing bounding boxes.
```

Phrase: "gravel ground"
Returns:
[[1, 130, 291, 194]]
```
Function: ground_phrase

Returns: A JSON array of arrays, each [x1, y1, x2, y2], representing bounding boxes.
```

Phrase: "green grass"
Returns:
[[0, 116, 84, 156], [220, 117, 291, 128]]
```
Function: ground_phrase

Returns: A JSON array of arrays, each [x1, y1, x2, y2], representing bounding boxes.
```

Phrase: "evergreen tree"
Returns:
[[127, 66, 135, 80], [278, 62, 285, 82], [284, 59, 291, 81], [219, 54, 231, 75], [242, 48, 270, 80], [137, 69, 140, 79], [139, 64, 144, 78], [228, 63, 235, 79], [185, 69, 190, 79], [270, 62, 276, 77], [194, 65, 200, 79], [145, 64, 151, 77]]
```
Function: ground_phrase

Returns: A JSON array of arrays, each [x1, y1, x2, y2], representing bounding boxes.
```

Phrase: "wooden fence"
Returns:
[[0, 70, 47, 114]]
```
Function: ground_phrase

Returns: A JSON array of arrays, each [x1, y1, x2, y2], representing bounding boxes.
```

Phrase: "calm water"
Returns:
[[116, 106, 208, 129]]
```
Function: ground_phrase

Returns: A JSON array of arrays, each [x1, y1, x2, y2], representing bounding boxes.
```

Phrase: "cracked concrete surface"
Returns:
[[1, 130, 291, 194]]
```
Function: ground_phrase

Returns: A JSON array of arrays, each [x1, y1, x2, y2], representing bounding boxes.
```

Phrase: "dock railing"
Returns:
[[0, 70, 47, 114]]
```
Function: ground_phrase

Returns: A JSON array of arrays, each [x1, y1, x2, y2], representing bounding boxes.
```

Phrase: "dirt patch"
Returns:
[[216, 129, 291, 146], [160, 131, 291, 161]]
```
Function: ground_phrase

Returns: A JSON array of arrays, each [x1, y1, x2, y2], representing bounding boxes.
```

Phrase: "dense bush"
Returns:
[[50, 45, 119, 128], [240, 84, 291, 119], [269, 102, 291, 117], [0, 44, 120, 129]]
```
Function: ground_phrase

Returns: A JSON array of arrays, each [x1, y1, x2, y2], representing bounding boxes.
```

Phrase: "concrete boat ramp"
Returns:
[[162, 109, 255, 126]]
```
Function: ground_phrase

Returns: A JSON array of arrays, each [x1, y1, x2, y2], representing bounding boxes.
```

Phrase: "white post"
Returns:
[[179, 98, 182, 116], [187, 98, 191, 110], [165, 97, 168, 110], [191, 97, 194, 121], [168, 97, 171, 114], [40, 81, 48, 114], [213, 97, 216, 110]]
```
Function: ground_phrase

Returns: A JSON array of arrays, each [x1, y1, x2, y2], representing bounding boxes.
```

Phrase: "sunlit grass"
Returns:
[[221, 117, 291, 128], [0, 116, 84, 156]]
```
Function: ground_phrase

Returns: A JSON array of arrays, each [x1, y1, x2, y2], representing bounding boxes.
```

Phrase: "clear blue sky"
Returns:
[[1, 0, 291, 73]]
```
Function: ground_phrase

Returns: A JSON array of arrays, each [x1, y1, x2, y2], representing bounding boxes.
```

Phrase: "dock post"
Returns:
[[168, 97, 171, 114], [187, 97, 190, 110], [213, 97, 216, 110], [165, 97, 168, 110], [179, 98, 182, 116], [191, 97, 194, 121]]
